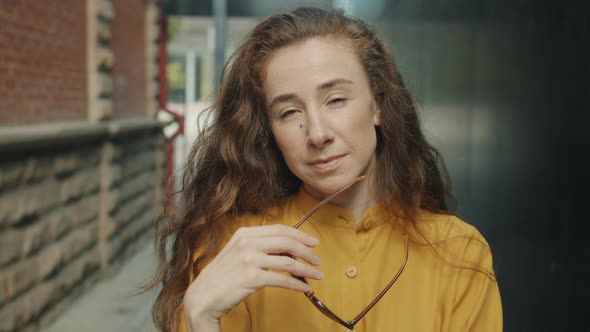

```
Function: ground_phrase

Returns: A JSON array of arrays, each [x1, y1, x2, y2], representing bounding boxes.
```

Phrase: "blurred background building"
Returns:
[[0, 1, 164, 331], [0, 0, 588, 331]]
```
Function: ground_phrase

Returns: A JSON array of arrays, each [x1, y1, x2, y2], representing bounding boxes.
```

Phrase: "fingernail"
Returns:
[[309, 236, 319, 246], [313, 255, 321, 265], [315, 270, 324, 279]]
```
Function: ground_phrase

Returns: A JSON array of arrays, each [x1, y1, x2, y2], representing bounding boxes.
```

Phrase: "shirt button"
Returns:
[[364, 219, 374, 230], [345, 265, 358, 278]]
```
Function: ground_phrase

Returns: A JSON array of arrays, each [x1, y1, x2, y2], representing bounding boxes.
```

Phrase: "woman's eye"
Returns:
[[280, 109, 297, 119], [328, 97, 347, 106]]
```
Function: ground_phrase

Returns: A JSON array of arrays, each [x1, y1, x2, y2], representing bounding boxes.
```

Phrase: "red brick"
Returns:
[[111, 0, 147, 117], [0, 0, 87, 125]]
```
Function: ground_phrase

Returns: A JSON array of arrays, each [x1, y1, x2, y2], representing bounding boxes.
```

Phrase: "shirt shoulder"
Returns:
[[416, 210, 486, 243], [217, 202, 293, 242], [414, 210, 496, 281]]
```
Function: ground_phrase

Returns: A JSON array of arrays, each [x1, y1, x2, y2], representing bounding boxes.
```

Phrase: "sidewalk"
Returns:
[[44, 243, 159, 332]]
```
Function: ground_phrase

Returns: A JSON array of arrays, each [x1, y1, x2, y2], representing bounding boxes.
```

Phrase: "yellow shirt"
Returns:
[[181, 189, 502, 331]]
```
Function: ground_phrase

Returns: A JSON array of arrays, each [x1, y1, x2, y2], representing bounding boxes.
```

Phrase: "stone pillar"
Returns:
[[87, 0, 115, 122], [146, 0, 160, 119]]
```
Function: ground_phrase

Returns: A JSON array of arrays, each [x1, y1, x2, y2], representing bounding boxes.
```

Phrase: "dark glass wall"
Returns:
[[374, 1, 589, 331]]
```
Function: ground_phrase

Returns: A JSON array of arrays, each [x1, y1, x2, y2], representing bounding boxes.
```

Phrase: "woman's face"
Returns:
[[264, 36, 381, 196]]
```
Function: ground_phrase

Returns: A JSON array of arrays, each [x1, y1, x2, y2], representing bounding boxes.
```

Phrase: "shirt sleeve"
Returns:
[[178, 216, 256, 332], [448, 228, 503, 331], [178, 301, 251, 332], [220, 301, 251, 332], [178, 309, 188, 332]]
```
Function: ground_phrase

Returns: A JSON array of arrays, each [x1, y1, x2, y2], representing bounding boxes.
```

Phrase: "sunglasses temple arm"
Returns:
[[292, 176, 365, 229], [350, 235, 409, 325]]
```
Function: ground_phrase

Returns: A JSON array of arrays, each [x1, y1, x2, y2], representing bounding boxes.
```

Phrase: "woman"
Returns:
[[151, 7, 502, 332]]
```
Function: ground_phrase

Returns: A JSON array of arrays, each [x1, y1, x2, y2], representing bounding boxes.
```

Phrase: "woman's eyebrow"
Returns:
[[318, 78, 354, 91], [269, 93, 297, 110], [268, 79, 354, 109]]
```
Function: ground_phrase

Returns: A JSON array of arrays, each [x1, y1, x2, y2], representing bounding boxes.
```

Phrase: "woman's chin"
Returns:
[[301, 176, 354, 198]]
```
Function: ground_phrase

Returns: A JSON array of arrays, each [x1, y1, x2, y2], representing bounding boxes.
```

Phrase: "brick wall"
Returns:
[[111, 0, 148, 118], [0, 0, 87, 124]]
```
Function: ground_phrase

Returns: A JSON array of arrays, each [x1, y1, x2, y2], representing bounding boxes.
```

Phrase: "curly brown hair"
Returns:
[[150, 7, 455, 331]]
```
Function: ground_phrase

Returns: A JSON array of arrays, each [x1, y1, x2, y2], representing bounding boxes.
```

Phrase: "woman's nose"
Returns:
[[306, 111, 334, 148]]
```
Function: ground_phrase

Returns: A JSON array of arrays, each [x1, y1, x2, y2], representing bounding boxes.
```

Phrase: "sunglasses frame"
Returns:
[[286, 176, 409, 330]]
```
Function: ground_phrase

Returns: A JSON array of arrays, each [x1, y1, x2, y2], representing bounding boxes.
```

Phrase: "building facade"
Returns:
[[0, 1, 165, 331]]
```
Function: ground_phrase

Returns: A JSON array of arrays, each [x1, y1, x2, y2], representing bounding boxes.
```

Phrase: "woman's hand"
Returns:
[[183, 224, 323, 331]]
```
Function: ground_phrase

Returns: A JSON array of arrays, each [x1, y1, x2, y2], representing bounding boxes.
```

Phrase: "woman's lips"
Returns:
[[308, 154, 345, 173]]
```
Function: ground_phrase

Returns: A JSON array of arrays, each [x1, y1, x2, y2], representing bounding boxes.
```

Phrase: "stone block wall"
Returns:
[[106, 133, 165, 266], [0, 122, 165, 332], [0, 146, 102, 331]]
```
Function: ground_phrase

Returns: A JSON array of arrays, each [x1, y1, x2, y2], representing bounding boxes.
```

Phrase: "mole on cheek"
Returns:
[[299, 124, 303, 129]]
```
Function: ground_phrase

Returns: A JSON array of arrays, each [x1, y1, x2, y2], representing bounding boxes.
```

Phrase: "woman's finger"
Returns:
[[258, 254, 324, 280], [249, 236, 321, 265], [232, 224, 319, 247], [254, 270, 313, 293]]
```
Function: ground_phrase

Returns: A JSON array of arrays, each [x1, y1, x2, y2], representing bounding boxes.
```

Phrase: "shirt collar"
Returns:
[[293, 187, 398, 231]]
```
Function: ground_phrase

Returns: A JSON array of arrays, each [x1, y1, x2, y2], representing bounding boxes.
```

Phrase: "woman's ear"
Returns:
[[373, 107, 382, 126]]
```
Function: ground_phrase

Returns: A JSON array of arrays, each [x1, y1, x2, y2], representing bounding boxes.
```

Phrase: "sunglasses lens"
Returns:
[[309, 297, 352, 328]]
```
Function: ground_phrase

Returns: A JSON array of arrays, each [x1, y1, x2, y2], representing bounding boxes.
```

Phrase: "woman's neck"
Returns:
[[304, 175, 380, 225], [333, 181, 379, 224]]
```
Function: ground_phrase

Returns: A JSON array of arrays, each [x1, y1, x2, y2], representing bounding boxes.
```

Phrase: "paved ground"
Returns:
[[45, 243, 159, 332]]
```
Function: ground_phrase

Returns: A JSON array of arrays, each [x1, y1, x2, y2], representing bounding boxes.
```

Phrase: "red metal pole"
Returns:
[[158, 1, 185, 200]]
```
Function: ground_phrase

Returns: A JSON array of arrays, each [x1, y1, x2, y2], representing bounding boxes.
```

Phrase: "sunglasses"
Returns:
[[287, 176, 409, 330]]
